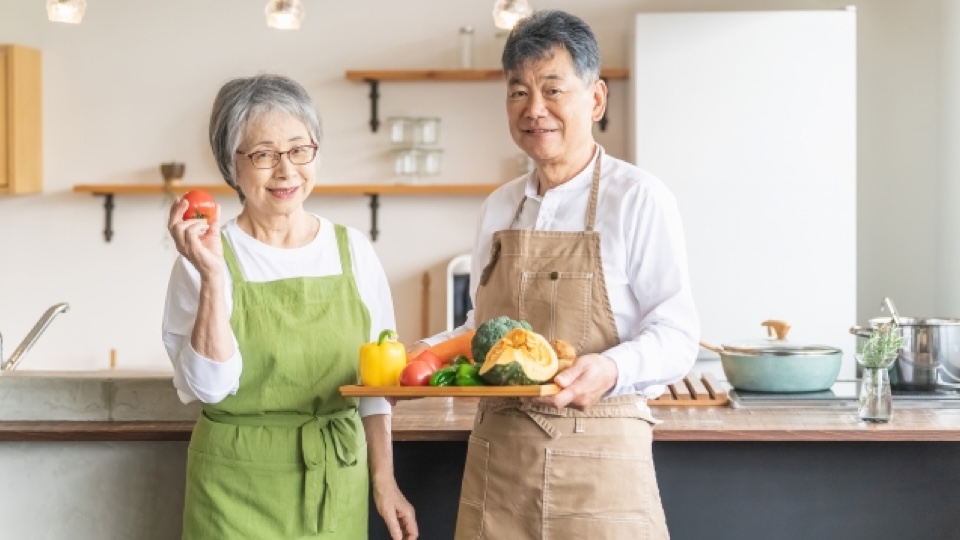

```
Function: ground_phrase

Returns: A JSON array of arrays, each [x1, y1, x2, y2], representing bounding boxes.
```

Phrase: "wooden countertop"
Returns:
[[3, 398, 960, 442]]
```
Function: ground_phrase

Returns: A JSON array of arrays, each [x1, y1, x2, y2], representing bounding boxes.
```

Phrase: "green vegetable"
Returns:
[[471, 316, 533, 364], [455, 363, 485, 386], [428, 366, 457, 387], [451, 355, 472, 367]]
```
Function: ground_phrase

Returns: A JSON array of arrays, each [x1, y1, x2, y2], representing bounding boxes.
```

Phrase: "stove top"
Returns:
[[728, 380, 960, 409]]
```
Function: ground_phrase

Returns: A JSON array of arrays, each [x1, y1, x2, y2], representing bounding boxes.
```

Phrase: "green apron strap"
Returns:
[[204, 409, 360, 533], [334, 224, 353, 277], [220, 233, 245, 284]]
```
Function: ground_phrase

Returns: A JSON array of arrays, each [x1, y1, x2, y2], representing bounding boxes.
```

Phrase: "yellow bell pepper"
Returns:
[[359, 329, 407, 387]]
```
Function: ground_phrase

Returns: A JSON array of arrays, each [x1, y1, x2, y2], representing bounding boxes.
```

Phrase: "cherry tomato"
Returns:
[[399, 360, 436, 387], [412, 350, 443, 372], [182, 189, 217, 224]]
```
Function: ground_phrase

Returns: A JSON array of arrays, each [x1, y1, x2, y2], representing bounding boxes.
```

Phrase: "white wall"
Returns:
[[633, 10, 857, 376], [0, 0, 949, 371]]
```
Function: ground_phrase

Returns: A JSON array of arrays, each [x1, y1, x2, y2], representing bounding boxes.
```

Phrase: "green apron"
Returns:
[[182, 224, 372, 540]]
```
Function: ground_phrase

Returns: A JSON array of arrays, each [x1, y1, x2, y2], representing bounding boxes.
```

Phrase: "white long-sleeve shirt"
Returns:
[[161, 216, 392, 417], [425, 149, 700, 398]]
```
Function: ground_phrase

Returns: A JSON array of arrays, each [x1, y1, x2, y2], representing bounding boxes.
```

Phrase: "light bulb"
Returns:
[[492, 0, 532, 31], [47, 0, 86, 24], [265, 0, 304, 30]]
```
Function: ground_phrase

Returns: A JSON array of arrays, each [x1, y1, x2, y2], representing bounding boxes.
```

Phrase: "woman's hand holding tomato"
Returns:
[[168, 189, 223, 279]]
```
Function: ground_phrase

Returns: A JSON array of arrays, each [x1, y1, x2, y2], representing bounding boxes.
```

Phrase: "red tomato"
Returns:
[[412, 350, 443, 371], [399, 360, 435, 387], [182, 189, 218, 224]]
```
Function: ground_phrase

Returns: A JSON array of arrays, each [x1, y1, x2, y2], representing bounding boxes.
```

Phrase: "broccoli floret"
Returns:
[[471, 316, 533, 364]]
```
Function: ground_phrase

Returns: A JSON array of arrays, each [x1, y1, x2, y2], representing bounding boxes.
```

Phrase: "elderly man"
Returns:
[[410, 10, 699, 540]]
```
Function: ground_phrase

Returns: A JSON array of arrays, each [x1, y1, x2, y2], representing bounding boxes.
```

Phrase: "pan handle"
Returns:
[[698, 340, 724, 355], [849, 325, 872, 338]]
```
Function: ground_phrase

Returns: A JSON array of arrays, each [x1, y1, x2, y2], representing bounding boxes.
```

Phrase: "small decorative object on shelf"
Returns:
[[856, 321, 903, 423], [160, 161, 186, 205], [459, 26, 475, 69]]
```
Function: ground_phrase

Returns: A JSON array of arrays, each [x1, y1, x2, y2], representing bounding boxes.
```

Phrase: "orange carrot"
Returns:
[[427, 330, 477, 364]]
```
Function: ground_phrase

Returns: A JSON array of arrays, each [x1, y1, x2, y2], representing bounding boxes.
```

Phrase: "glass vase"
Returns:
[[856, 354, 896, 423]]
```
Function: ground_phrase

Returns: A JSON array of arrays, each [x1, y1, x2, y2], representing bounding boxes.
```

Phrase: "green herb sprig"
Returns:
[[858, 322, 903, 368]]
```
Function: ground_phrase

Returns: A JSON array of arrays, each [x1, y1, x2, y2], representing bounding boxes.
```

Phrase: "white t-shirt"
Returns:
[[161, 216, 392, 417], [425, 147, 701, 398]]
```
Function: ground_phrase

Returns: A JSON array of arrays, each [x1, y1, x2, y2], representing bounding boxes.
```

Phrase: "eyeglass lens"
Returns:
[[250, 145, 317, 169]]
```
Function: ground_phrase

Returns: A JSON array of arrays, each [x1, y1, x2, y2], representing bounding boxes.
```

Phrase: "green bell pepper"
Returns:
[[428, 366, 458, 387], [455, 363, 485, 386], [451, 355, 472, 367]]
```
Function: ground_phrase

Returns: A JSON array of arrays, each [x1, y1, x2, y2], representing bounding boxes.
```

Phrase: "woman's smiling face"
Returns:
[[235, 111, 317, 218]]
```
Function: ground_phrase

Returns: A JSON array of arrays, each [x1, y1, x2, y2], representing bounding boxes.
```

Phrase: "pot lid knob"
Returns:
[[761, 319, 791, 341]]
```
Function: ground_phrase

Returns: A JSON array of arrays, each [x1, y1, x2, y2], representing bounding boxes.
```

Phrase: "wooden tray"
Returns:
[[339, 383, 560, 398], [651, 373, 729, 407], [341, 373, 728, 406]]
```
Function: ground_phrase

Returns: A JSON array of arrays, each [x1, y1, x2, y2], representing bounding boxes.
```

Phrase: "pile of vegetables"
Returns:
[[363, 317, 577, 388]]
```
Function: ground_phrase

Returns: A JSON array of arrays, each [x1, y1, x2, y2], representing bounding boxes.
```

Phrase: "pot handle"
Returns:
[[698, 340, 724, 355], [849, 325, 872, 338]]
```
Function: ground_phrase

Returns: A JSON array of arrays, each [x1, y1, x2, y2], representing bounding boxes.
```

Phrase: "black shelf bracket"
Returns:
[[367, 193, 380, 241], [365, 79, 380, 132], [96, 193, 115, 242], [598, 76, 610, 132]]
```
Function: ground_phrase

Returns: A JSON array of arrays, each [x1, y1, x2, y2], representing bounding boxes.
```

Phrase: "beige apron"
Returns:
[[455, 147, 670, 540]]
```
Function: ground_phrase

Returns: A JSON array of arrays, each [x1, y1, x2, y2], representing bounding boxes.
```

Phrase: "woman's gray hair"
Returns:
[[208, 74, 322, 202], [502, 10, 601, 84]]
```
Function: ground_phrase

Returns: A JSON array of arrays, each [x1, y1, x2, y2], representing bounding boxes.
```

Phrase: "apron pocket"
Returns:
[[519, 271, 593, 350], [542, 448, 655, 540], [455, 436, 490, 540]]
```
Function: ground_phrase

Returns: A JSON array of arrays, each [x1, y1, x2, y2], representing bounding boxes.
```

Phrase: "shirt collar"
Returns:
[[523, 144, 600, 199]]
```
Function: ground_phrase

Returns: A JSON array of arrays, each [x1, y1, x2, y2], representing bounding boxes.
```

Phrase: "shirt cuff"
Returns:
[[359, 397, 391, 417], [603, 344, 667, 398], [179, 343, 241, 403]]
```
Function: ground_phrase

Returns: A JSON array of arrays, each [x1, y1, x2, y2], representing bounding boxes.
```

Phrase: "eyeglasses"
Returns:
[[236, 144, 319, 169]]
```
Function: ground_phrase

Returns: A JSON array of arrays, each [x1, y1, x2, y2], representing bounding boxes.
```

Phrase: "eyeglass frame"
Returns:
[[235, 143, 319, 169]]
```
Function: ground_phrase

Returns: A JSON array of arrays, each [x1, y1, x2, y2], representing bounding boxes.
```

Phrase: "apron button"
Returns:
[[550, 271, 559, 280]]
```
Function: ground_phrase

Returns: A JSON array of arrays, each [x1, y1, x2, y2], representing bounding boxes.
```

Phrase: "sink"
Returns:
[[0, 370, 199, 421]]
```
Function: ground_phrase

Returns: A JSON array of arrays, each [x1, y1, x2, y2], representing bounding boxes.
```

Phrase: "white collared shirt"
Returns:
[[426, 149, 700, 398], [161, 217, 392, 417]]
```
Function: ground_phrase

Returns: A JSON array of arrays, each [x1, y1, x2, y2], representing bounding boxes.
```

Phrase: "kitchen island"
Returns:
[[2, 397, 960, 539]]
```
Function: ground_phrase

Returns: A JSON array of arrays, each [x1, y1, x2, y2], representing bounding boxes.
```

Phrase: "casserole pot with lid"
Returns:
[[701, 320, 843, 393]]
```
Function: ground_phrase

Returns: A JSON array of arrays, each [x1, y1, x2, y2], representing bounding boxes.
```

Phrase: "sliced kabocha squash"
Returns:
[[478, 328, 559, 385], [471, 316, 534, 364]]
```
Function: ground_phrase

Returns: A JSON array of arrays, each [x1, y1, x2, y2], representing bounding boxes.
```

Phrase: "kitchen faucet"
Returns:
[[0, 302, 70, 371]]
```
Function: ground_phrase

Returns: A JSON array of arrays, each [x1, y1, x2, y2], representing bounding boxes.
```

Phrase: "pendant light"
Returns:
[[492, 0, 532, 31], [265, 0, 304, 30], [46, 0, 86, 24]]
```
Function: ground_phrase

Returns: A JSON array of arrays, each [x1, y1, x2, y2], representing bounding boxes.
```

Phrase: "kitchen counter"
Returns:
[[4, 387, 960, 540], [3, 397, 960, 441]]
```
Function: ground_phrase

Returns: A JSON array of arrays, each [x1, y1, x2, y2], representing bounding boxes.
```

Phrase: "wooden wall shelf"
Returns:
[[344, 68, 629, 82], [344, 68, 629, 132], [72, 183, 497, 243]]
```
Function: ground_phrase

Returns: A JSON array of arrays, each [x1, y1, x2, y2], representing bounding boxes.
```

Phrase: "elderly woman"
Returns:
[[162, 74, 417, 540], [408, 10, 699, 540]]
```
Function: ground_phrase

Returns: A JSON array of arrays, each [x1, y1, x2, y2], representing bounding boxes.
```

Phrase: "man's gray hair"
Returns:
[[501, 10, 601, 84], [208, 74, 322, 202]]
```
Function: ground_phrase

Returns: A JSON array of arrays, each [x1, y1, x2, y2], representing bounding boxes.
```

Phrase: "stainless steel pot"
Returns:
[[850, 317, 960, 389]]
